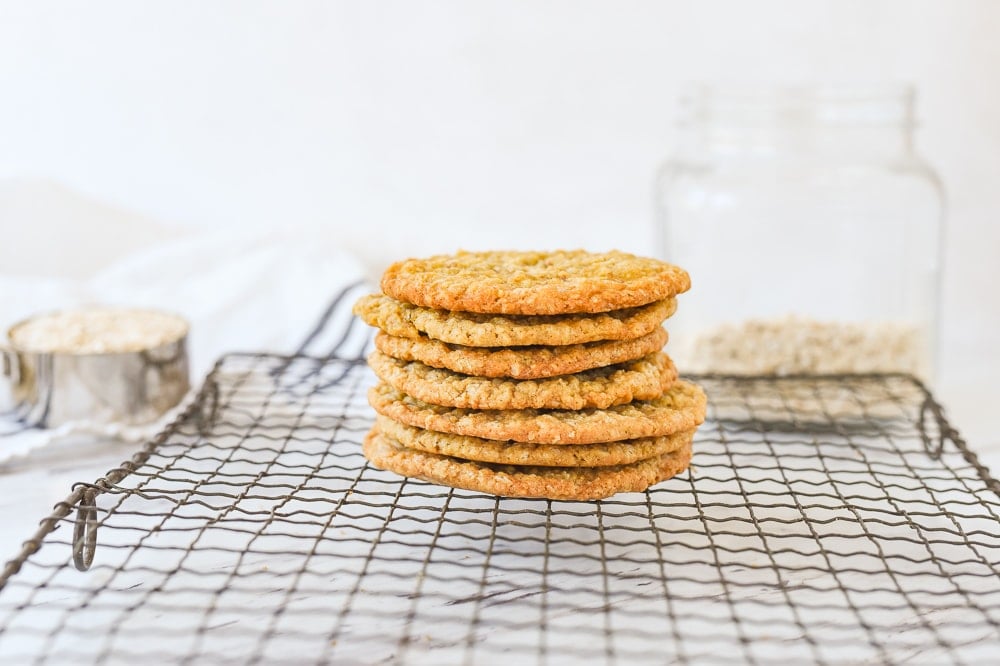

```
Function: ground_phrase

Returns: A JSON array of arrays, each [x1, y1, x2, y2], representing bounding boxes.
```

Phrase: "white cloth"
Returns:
[[1, 229, 370, 463]]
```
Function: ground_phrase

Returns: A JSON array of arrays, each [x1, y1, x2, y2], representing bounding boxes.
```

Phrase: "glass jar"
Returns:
[[656, 85, 944, 380]]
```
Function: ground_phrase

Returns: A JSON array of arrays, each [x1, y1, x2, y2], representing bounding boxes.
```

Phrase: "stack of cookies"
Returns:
[[353, 250, 706, 501]]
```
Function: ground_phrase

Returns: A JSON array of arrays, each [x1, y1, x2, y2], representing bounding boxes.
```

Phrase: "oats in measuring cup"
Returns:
[[10, 308, 189, 354]]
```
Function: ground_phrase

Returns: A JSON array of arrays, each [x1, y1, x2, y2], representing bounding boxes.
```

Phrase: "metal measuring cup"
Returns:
[[1, 309, 191, 428]]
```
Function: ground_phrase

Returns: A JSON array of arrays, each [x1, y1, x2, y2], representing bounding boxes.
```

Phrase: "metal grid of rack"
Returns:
[[1, 349, 998, 664]]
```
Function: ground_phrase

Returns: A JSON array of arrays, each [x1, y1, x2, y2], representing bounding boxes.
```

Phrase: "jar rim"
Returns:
[[678, 83, 916, 129]]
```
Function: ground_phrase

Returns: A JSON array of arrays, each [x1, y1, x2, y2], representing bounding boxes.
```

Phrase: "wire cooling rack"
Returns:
[[1, 353, 999, 664]]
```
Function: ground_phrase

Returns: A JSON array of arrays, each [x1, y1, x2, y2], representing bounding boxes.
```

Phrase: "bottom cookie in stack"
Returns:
[[363, 380, 707, 500]]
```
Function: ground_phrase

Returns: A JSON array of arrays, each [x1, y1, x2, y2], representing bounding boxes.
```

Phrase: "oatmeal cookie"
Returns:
[[380, 250, 690, 315], [375, 414, 693, 467], [363, 426, 693, 500], [367, 351, 677, 410], [368, 380, 707, 444], [373, 327, 667, 379], [353, 294, 676, 347]]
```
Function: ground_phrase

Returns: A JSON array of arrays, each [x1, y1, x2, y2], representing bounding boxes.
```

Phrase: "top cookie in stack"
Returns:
[[354, 249, 706, 501]]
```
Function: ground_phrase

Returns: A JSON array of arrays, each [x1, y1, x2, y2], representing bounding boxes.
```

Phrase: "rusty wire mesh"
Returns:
[[1, 292, 998, 665]]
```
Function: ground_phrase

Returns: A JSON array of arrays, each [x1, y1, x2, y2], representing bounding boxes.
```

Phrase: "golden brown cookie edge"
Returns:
[[373, 327, 668, 379], [368, 380, 707, 444], [380, 250, 691, 315], [363, 426, 693, 500]]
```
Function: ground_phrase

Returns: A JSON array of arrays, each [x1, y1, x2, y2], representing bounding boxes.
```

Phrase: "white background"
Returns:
[[0, 0, 998, 448]]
